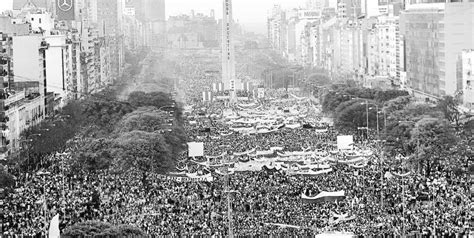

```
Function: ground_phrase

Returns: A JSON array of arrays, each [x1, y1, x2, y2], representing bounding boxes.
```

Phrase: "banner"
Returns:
[[264, 223, 301, 229], [338, 157, 366, 165], [329, 214, 356, 224], [220, 131, 233, 136], [186, 172, 214, 182], [157, 174, 213, 182], [290, 168, 333, 176], [188, 142, 204, 157], [256, 150, 275, 156], [49, 214, 60, 238], [257, 88, 265, 99], [391, 171, 411, 178], [206, 151, 227, 159], [301, 191, 345, 203], [337, 136, 354, 150], [286, 123, 301, 129], [56, 0, 75, 20], [348, 162, 368, 169], [218, 82, 224, 92]]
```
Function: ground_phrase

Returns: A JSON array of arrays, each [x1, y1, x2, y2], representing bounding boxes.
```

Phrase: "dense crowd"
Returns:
[[1, 52, 472, 237], [2, 96, 472, 237]]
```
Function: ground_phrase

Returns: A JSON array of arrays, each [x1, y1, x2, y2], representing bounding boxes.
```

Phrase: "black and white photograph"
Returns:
[[0, 0, 472, 237]]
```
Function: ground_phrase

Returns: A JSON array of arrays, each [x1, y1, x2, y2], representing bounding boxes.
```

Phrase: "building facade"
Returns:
[[401, 1, 474, 99], [462, 50, 474, 109]]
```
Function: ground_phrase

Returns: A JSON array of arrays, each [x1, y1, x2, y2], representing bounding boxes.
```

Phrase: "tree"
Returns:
[[334, 100, 378, 131], [71, 138, 113, 174], [382, 95, 412, 114], [437, 96, 461, 127], [82, 99, 135, 135], [112, 131, 174, 184], [374, 89, 409, 103], [0, 166, 14, 189], [307, 73, 331, 87], [62, 221, 145, 237], [115, 107, 169, 133], [128, 91, 174, 109], [410, 117, 458, 176]]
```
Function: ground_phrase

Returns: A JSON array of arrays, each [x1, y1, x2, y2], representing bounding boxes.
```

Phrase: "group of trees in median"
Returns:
[[22, 90, 187, 179], [319, 83, 472, 177], [8, 51, 187, 180]]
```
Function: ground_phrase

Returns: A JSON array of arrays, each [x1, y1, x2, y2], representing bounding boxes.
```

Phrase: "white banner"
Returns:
[[337, 136, 354, 150], [188, 142, 204, 157]]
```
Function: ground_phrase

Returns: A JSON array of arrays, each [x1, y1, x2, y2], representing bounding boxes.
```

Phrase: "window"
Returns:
[[39, 18, 42, 23]]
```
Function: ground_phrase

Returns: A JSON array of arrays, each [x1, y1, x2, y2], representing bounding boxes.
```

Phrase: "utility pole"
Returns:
[[365, 100, 369, 140], [223, 154, 234, 237]]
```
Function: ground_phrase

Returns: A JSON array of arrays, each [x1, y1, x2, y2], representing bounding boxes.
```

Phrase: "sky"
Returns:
[[0, 0, 13, 12], [0, 0, 305, 23], [0, 0, 305, 33], [166, 0, 305, 23]]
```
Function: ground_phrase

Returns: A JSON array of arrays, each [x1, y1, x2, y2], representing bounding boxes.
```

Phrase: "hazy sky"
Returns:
[[166, 0, 305, 23], [0, 0, 305, 23]]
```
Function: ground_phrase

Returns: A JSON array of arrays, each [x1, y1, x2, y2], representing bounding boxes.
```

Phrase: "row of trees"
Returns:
[[318, 83, 473, 176], [68, 91, 187, 178], [8, 51, 187, 179]]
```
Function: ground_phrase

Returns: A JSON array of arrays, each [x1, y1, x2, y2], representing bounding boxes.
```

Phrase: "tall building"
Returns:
[[44, 35, 74, 106], [96, 0, 124, 82], [144, 0, 165, 21], [222, 0, 238, 101], [401, 1, 474, 99], [267, 5, 287, 52], [13, 0, 52, 10], [462, 50, 474, 109], [9, 35, 48, 152], [97, 0, 123, 36]]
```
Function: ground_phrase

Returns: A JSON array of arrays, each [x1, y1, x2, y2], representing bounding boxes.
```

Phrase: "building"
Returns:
[[12, 35, 47, 100], [143, 0, 165, 21], [13, 0, 52, 10], [462, 50, 474, 109], [0, 34, 48, 158], [96, 0, 125, 84], [5, 90, 44, 155], [167, 13, 219, 49], [44, 35, 73, 107], [400, 1, 474, 100], [376, 15, 399, 78], [268, 5, 287, 52]]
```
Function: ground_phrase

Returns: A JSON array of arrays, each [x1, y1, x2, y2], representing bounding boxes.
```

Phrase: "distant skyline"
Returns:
[[0, 0, 305, 23], [166, 0, 305, 23], [0, 0, 305, 34]]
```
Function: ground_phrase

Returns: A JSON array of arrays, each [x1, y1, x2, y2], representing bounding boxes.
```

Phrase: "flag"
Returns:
[[242, 82, 252, 91], [301, 191, 345, 203], [218, 82, 224, 92], [202, 91, 213, 102], [212, 83, 217, 92], [56, 0, 75, 21], [49, 214, 60, 238]]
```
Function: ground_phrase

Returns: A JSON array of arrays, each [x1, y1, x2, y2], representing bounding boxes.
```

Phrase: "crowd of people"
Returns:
[[1, 52, 472, 237], [2, 95, 472, 237]]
